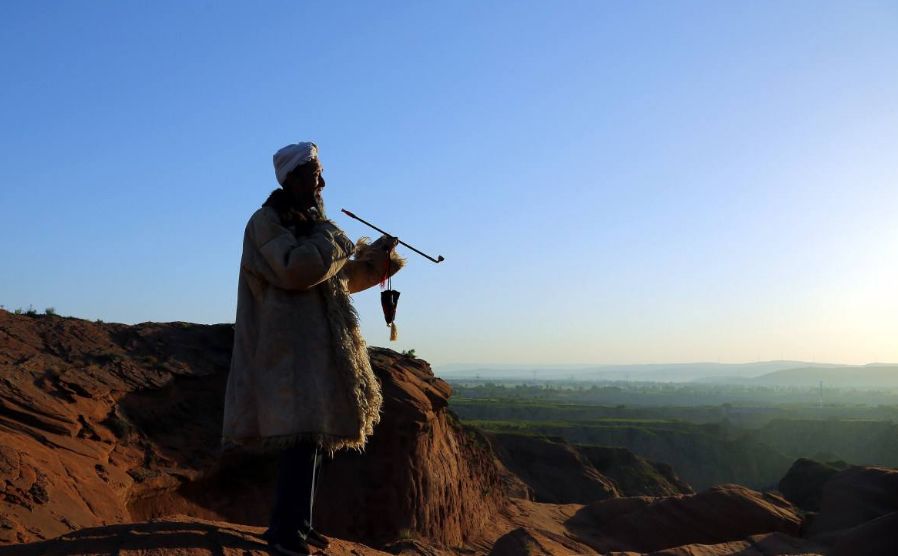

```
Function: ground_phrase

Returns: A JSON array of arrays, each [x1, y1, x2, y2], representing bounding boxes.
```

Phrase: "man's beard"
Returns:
[[290, 190, 327, 220], [310, 192, 327, 220]]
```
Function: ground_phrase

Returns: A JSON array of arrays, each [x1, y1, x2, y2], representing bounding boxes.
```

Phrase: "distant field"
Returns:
[[461, 414, 783, 490], [452, 394, 898, 491], [464, 417, 697, 433], [447, 381, 898, 409], [465, 416, 700, 427], [450, 395, 898, 429]]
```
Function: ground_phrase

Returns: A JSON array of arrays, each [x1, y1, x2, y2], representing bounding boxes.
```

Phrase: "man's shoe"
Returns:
[[302, 526, 330, 550], [266, 531, 312, 556]]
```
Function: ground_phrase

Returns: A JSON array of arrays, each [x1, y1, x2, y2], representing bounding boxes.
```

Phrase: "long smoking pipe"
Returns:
[[341, 208, 445, 264]]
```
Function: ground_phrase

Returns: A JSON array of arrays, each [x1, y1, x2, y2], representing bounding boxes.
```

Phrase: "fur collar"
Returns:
[[262, 188, 318, 236]]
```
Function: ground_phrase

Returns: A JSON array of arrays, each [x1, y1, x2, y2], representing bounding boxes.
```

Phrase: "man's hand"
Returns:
[[372, 234, 399, 252]]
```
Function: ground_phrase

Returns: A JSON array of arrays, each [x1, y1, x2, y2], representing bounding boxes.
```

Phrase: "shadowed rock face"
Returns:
[[808, 465, 898, 537], [575, 445, 693, 497], [828, 511, 898, 556], [778, 457, 848, 512], [485, 433, 693, 503], [485, 433, 619, 503], [777, 457, 898, 553], [0, 310, 505, 550], [566, 484, 802, 553]]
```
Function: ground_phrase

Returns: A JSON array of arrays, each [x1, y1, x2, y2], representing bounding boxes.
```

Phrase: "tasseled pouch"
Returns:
[[379, 243, 401, 342], [381, 289, 400, 341]]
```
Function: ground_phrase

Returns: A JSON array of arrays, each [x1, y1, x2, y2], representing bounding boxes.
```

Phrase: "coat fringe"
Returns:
[[220, 431, 372, 458], [320, 272, 384, 454]]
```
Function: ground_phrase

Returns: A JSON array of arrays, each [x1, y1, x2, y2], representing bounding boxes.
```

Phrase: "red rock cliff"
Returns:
[[0, 310, 505, 550]]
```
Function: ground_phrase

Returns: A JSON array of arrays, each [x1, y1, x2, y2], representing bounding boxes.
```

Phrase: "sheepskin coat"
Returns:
[[221, 198, 403, 456]]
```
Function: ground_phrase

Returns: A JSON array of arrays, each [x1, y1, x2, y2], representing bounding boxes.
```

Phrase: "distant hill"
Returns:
[[438, 361, 849, 382], [750, 365, 898, 388]]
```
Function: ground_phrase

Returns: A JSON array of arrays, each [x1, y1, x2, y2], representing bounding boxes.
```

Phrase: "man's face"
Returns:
[[284, 159, 325, 208]]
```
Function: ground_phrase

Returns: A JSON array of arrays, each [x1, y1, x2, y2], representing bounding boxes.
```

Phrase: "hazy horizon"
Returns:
[[437, 360, 898, 387], [2, 2, 897, 366], [436, 360, 896, 371]]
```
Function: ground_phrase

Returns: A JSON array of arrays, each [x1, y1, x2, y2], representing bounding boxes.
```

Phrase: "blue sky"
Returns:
[[2, 1, 896, 366]]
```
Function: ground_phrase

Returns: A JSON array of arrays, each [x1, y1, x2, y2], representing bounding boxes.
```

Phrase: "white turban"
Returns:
[[273, 141, 319, 186]]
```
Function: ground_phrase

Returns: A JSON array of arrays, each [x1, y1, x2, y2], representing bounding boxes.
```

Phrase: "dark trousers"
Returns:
[[264, 441, 324, 539]]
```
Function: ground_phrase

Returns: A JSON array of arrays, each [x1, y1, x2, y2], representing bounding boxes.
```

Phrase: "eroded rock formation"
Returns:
[[0, 311, 504, 551], [485, 433, 619, 503], [565, 484, 802, 553], [485, 432, 693, 502]]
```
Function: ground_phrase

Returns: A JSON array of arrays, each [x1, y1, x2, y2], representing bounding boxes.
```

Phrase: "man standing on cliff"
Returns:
[[221, 141, 404, 556]]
